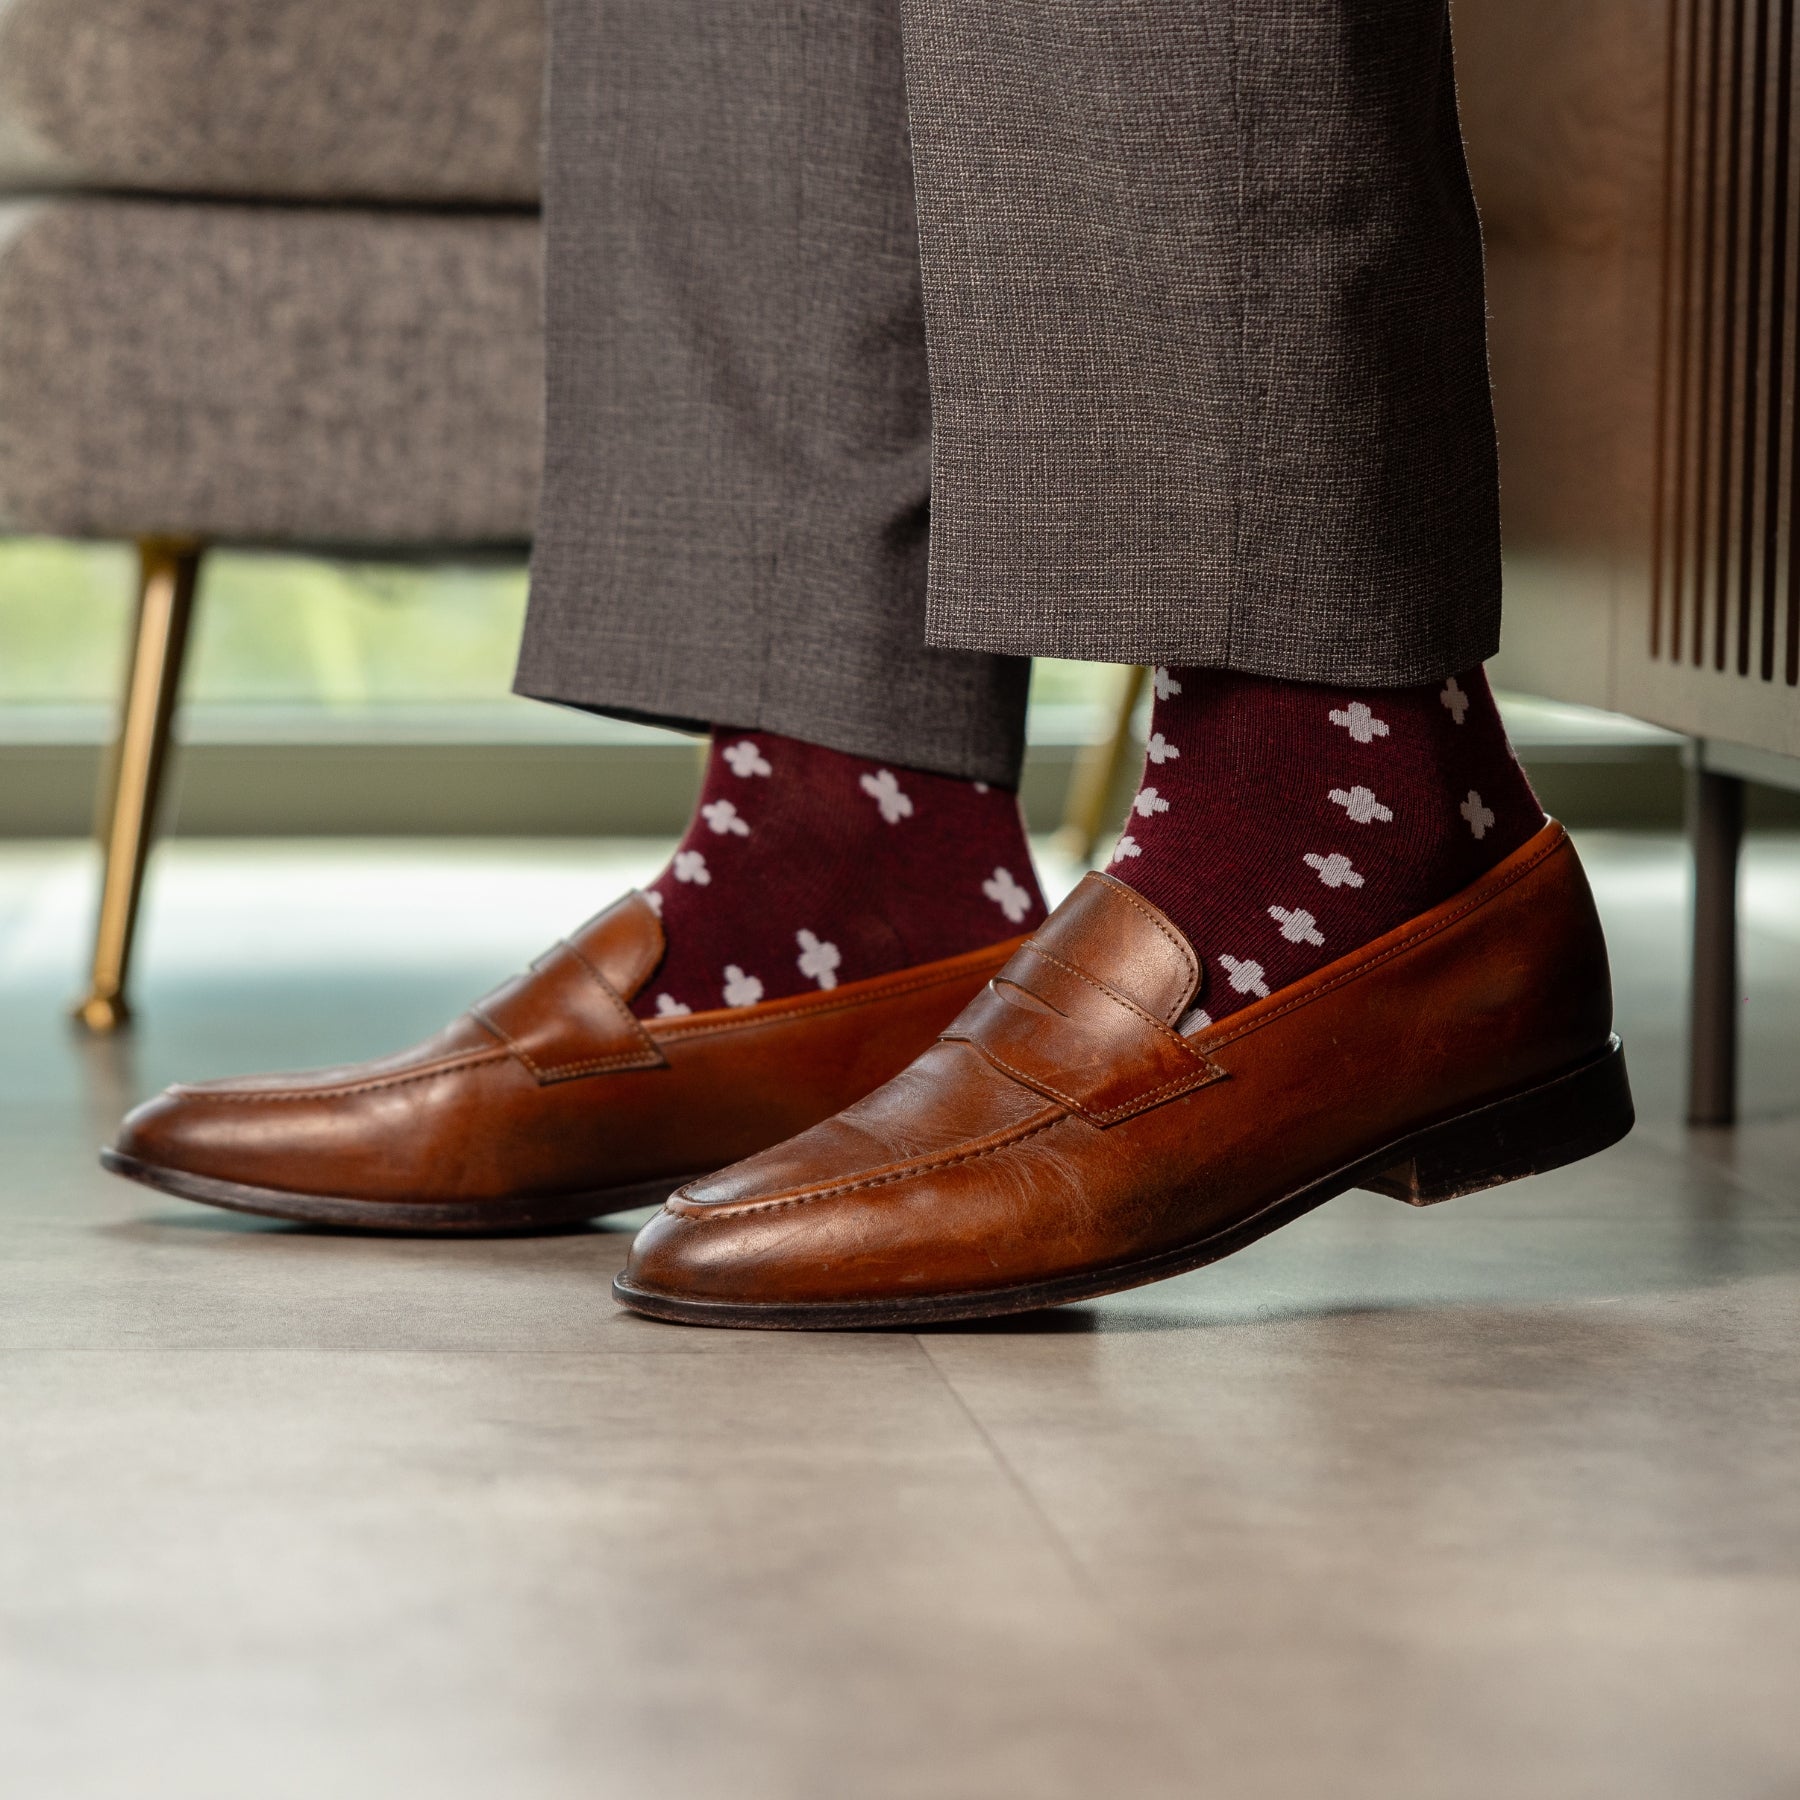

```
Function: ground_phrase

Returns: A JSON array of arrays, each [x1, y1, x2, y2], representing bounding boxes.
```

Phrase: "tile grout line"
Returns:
[[909, 1336, 1090, 1584], [908, 1331, 1197, 1725]]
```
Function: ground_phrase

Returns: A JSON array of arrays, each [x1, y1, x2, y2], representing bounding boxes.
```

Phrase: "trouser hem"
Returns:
[[510, 668, 1030, 789]]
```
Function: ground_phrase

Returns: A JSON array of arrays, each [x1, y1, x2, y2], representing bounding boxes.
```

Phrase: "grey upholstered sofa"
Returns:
[[0, 0, 546, 1027]]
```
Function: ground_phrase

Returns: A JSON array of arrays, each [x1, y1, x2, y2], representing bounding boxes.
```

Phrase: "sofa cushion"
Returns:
[[0, 200, 541, 545], [0, 0, 542, 205]]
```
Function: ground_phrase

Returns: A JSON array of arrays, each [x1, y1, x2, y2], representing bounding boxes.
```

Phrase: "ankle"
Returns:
[[638, 729, 1045, 1017], [1108, 665, 1542, 1022]]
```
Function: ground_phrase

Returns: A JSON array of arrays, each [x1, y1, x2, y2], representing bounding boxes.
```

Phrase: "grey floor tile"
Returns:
[[922, 1209, 1800, 1798], [1659, 1112, 1800, 1216], [0, 1348, 1191, 1800]]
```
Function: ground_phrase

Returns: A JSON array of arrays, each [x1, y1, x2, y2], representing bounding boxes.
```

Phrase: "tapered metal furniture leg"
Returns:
[[1686, 758, 1745, 1126], [1053, 664, 1147, 867], [72, 539, 202, 1034]]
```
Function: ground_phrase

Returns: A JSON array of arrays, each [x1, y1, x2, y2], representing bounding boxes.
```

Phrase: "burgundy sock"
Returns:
[[636, 730, 1047, 1017], [1107, 665, 1544, 1027]]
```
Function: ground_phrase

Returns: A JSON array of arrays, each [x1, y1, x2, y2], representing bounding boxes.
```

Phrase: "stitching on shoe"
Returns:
[[475, 940, 659, 1080], [1085, 1069, 1216, 1122], [955, 1041, 1088, 1113], [969, 1038, 1216, 1124], [650, 944, 1018, 1043], [668, 1109, 1066, 1216], [169, 1048, 510, 1103], [508, 1047, 666, 1078], [1016, 943, 1213, 1066], [1199, 827, 1568, 1055], [1015, 943, 1173, 1035], [1086, 873, 1200, 1015], [947, 944, 1216, 1118], [558, 931, 664, 1030]]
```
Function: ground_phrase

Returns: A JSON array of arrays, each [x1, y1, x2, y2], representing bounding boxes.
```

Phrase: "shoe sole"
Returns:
[[611, 1038, 1636, 1329], [98, 1151, 694, 1234]]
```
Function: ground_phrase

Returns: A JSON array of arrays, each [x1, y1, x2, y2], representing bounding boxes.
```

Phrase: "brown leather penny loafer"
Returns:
[[103, 892, 1023, 1232], [614, 822, 1634, 1327]]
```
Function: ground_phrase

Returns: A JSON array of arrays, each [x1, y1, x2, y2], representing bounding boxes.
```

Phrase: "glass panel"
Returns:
[[0, 539, 135, 705], [0, 536, 1127, 725], [0, 539, 530, 709], [185, 560, 529, 707]]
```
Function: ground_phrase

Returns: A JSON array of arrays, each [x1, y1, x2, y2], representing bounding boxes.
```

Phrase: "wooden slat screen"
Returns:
[[1655, 0, 1800, 684]]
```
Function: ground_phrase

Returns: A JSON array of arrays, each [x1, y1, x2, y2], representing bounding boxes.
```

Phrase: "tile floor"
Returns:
[[2, 833, 1798, 1799]]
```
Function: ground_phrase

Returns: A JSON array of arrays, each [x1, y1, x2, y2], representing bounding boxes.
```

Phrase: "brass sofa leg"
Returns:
[[1053, 663, 1147, 867], [72, 539, 202, 1033]]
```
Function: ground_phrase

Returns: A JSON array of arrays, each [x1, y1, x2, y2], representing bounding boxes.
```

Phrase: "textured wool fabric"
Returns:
[[636, 729, 1046, 1019], [518, 0, 1032, 787], [523, 0, 1502, 773], [1107, 665, 1542, 1027], [0, 201, 541, 544], [905, 0, 1501, 678], [0, 0, 543, 204]]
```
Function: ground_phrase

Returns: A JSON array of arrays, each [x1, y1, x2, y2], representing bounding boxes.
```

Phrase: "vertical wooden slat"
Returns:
[[1679, 0, 1724, 665], [1663, 0, 1692, 669], [1692, 0, 1728, 665], [1775, 0, 1800, 683], [1758, 0, 1795, 680], [1656, 0, 1698, 661], [1655, 0, 1800, 687], [1737, 0, 1773, 677], [1708, 0, 1749, 672]]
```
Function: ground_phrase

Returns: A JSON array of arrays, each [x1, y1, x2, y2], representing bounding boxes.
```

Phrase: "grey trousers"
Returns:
[[516, 1, 1500, 786]]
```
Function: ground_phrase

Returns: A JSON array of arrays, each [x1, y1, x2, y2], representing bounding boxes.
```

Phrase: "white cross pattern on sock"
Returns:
[[1152, 666, 1183, 700], [1329, 785, 1394, 824], [859, 769, 914, 823], [1461, 789, 1496, 839], [795, 929, 842, 989], [1327, 701, 1390, 744], [1218, 954, 1271, 998], [653, 994, 691, 1017], [1268, 905, 1325, 946], [721, 739, 773, 778], [642, 888, 665, 915], [1111, 834, 1143, 862], [1145, 732, 1180, 765], [701, 798, 751, 836], [982, 867, 1033, 923], [722, 965, 764, 1007], [1133, 786, 1171, 818], [1440, 678, 1470, 725], [672, 850, 710, 885], [1303, 851, 1364, 888]]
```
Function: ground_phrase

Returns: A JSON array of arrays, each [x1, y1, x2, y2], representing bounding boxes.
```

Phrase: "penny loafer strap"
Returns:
[[472, 938, 665, 1085], [943, 941, 1221, 1124]]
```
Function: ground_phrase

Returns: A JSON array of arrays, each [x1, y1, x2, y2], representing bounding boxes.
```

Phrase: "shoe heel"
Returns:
[[1363, 1037, 1635, 1207]]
